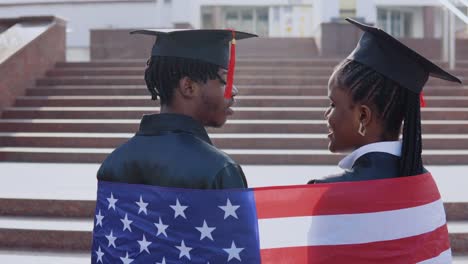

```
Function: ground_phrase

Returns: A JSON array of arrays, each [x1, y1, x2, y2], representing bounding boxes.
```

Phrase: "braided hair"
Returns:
[[144, 56, 221, 105], [333, 59, 424, 176]]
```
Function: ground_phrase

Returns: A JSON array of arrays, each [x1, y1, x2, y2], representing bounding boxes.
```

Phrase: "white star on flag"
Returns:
[[135, 195, 148, 215], [170, 198, 188, 219], [195, 220, 216, 241], [219, 198, 240, 219], [137, 234, 152, 254], [95, 246, 104, 263], [154, 217, 169, 237], [156, 257, 166, 264], [120, 213, 133, 232], [175, 240, 192, 260], [120, 252, 133, 264], [105, 230, 117, 248], [107, 193, 118, 210], [223, 241, 244, 262], [95, 210, 104, 227]]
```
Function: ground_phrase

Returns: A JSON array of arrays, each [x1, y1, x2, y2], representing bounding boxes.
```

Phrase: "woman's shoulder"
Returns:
[[308, 170, 354, 184], [308, 152, 402, 184]]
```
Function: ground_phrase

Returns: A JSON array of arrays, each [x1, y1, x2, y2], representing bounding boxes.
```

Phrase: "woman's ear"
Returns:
[[359, 104, 373, 127]]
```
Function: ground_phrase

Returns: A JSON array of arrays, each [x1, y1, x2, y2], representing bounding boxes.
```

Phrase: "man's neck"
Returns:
[[160, 105, 201, 123]]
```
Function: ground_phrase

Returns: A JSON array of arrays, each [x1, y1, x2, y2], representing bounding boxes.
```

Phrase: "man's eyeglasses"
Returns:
[[216, 74, 227, 86]]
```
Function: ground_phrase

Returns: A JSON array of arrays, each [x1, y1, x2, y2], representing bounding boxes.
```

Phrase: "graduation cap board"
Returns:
[[131, 29, 258, 98], [346, 18, 462, 105]]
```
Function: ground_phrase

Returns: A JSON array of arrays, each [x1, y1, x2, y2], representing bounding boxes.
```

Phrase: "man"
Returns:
[[97, 29, 257, 189]]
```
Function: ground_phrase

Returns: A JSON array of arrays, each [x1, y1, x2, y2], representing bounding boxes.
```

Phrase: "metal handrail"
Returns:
[[439, 0, 468, 24], [439, 0, 468, 69], [457, 0, 468, 7]]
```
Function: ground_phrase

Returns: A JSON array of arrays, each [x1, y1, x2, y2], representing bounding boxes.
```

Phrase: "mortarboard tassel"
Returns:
[[224, 30, 236, 99], [420, 92, 426, 107]]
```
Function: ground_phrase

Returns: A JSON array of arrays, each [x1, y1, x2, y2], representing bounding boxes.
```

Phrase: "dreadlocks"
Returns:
[[144, 56, 221, 105], [333, 59, 423, 176]]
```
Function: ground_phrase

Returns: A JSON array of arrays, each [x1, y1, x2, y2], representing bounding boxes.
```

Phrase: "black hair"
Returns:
[[333, 59, 423, 176], [144, 56, 222, 105]]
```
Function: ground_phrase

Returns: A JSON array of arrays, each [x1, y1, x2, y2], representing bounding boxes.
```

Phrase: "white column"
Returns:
[[171, 0, 201, 28], [449, 10, 456, 70], [442, 8, 449, 62], [313, 0, 339, 25], [356, 0, 377, 24]]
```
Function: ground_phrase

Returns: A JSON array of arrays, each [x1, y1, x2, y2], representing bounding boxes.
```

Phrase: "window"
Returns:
[[256, 8, 269, 37], [202, 6, 214, 29], [377, 9, 413, 38], [202, 6, 269, 36], [339, 0, 356, 18], [225, 10, 239, 29]]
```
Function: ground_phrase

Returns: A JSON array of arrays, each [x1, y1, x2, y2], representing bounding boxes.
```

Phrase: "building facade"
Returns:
[[0, 0, 466, 48]]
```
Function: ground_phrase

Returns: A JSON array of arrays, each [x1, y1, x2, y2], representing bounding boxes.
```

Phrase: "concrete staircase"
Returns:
[[0, 57, 467, 260], [1, 58, 468, 165]]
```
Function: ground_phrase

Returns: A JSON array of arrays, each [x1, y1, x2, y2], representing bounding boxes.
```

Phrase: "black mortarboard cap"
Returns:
[[130, 29, 257, 69], [131, 29, 257, 99], [346, 18, 462, 94]]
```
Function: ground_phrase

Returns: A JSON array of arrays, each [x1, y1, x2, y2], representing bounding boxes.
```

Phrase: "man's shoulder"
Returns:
[[176, 133, 237, 165], [98, 132, 240, 177]]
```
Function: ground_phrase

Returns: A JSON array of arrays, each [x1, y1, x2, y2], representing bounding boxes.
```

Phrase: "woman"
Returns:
[[310, 18, 461, 183]]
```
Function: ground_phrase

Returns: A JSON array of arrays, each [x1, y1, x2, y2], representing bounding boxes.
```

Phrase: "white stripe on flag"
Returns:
[[258, 199, 446, 249], [417, 248, 452, 264]]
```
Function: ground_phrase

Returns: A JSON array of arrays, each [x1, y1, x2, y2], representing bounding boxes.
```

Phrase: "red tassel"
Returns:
[[420, 92, 426, 107], [224, 30, 236, 99]]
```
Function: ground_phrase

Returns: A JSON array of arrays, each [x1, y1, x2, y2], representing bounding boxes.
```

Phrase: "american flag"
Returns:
[[91, 173, 451, 263]]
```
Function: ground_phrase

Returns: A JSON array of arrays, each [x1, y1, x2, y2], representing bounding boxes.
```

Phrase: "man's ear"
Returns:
[[177, 76, 198, 98], [359, 104, 373, 127]]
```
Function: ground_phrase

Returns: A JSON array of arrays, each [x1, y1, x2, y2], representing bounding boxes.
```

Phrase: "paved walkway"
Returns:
[[1, 250, 467, 264], [1, 162, 467, 201], [1, 162, 467, 263]]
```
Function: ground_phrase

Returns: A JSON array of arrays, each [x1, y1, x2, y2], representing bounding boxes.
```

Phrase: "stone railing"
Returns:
[[90, 29, 319, 60], [0, 16, 66, 115]]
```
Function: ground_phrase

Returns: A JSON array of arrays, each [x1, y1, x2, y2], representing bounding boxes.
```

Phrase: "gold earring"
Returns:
[[358, 122, 366, 136]]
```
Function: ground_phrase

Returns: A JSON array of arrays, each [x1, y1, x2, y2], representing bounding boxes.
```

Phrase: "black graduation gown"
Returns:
[[97, 113, 248, 189], [309, 152, 413, 184]]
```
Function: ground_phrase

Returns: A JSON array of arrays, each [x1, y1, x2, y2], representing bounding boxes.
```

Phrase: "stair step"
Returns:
[[14, 95, 468, 107], [25, 85, 468, 96], [0, 198, 466, 220], [9, 217, 468, 234], [45, 67, 468, 77], [0, 119, 468, 133], [0, 218, 466, 253], [2, 250, 461, 264], [0, 147, 467, 164], [0, 250, 89, 264], [56, 58, 468, 68], [0, 199, 94, 218], [35, 76, 464, 86], [54, 59, 468, 68], [55, 59, 345, 68], [0, 162, 466, 199], [4, 107, 468, 120], [47, 67, 336, 76], [35, 76, 328, 86], [2, 133, 468, 149], [0, 228, 90, 251]]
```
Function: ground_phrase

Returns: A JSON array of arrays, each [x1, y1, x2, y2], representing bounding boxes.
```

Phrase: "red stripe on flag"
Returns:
[[260, 224, 450, 264], [254, 173, 440, 218]]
